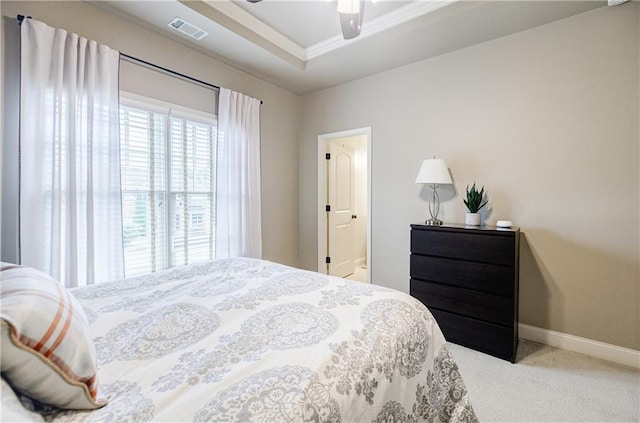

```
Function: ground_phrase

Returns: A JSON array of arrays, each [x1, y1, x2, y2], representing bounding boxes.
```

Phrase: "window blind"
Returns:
[[170, 117, 217, 266], [120, 96, 217, 277]]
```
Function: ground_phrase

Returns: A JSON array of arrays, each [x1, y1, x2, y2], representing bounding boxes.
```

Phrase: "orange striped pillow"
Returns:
[[0, 264, 106, 409]]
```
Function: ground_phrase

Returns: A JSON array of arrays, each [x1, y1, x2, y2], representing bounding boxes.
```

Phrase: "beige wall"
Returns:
[[0, 0, 301, 267], [300, 4, 640, 350]]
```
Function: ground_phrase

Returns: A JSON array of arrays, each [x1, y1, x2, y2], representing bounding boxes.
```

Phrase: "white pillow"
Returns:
[[0, 264, 106, 409], [1, 377, 45, 422]]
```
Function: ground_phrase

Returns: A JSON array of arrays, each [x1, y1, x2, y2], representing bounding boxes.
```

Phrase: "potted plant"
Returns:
[[463, 183, 488, 226]]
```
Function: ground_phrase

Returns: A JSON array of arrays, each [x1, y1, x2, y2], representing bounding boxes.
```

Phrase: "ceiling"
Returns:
[[92, 0, 607, 95]]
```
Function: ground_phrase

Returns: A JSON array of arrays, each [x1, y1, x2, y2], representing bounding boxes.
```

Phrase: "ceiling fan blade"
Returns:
[[338, 0, 365, 40]]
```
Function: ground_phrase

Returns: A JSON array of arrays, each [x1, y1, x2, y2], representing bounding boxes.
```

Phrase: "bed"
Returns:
[[1, 257, 477, 422]]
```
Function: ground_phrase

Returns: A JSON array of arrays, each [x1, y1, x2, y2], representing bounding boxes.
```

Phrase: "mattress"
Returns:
[[3, 257, 477, 422]]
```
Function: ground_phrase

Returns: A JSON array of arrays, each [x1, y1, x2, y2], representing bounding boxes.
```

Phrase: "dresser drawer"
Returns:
[[410, 254, 514, 296], [430, 308, 517, 362], [410, 279, 514, 327], [409, 223, 519, 362], [411, 228, 515, 266]]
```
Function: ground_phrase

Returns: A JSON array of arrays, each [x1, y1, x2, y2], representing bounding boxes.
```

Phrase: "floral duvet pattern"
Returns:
[[9, 258, 477, 422]]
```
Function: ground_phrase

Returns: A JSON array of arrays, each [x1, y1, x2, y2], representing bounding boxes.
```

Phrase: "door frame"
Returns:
[[317, 127, 372, 283]]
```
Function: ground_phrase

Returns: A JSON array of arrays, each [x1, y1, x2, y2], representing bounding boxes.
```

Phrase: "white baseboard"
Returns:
[[519, 323, 640, 369], [354, 257, 366, 267]]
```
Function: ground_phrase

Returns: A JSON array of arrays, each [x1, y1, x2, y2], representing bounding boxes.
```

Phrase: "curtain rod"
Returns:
[[120, 53, 221, 93], [17, 14, 262, 105], [121, 54, 263, 105]]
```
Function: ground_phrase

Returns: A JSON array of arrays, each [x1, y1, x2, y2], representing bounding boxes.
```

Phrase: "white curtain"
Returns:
[[216, 88, 262, 258], [19, 19, 124, 287]]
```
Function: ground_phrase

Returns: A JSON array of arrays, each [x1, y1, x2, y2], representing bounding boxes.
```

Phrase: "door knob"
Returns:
[[351, 214, 357, 219]]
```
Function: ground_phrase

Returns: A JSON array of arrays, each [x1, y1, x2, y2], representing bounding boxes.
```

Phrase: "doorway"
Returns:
[[317, 127, 371, 283]]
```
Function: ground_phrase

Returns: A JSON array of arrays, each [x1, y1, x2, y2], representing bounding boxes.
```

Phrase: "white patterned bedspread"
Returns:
[[6, 258, 477, 422]]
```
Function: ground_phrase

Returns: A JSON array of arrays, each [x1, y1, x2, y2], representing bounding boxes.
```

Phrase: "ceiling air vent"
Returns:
[[168, 17, 208, 41]]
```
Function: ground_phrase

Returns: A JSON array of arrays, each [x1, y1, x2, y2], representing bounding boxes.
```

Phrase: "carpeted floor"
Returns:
[[448, 340, 640, 422]]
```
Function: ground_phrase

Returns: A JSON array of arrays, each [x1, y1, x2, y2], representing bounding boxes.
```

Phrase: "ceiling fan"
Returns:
[[246, 0, 366, 40]]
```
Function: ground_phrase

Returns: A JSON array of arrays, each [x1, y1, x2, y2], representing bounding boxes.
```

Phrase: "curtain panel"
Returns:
[[216, 88, 262, 259], [19, 19, 124, 287]]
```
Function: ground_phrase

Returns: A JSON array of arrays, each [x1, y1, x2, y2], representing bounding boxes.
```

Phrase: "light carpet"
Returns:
[[448, 340, 640, 422]]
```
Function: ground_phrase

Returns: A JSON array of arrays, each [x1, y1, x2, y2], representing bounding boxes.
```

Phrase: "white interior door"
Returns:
[[328, 142, 355, 277]]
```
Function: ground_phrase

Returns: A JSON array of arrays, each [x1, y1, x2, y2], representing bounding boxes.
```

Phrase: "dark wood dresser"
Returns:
[[410, 223, 520, 362]]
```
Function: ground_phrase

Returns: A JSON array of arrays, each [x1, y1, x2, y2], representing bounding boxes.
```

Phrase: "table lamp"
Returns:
[[415, 158, 452, 226]]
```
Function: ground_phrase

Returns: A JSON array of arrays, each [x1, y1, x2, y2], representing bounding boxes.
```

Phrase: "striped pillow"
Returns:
[[0, 264, 106, 409]]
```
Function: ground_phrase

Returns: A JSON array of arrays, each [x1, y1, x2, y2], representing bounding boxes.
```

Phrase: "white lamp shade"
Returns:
[[415, 159, 452, 184]]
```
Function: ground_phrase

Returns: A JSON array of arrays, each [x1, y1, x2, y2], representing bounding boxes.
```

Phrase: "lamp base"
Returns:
[[424, 217, 443, 226]]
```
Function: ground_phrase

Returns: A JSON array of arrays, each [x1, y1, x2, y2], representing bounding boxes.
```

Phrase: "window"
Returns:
[[119, 94, 217, 277]]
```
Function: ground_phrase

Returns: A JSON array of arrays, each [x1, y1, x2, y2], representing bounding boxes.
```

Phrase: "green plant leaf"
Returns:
[[464, 182, 488, 213]]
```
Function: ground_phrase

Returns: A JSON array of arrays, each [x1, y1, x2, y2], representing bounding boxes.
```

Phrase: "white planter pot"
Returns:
[[465, 212, 481, 226]]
